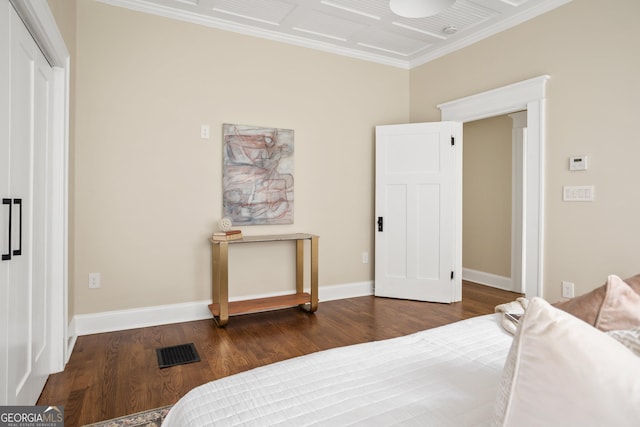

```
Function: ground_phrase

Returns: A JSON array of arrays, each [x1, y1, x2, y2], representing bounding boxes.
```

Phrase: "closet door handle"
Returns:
[[2, 198, 11, 261], [13, 198, 21, 256]]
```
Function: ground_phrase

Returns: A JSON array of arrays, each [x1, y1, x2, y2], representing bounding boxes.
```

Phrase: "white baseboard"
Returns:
[[463, 268, 514, 292], [66, 316, 77, 364], [319, 281, 374, 301], [73, 300, 213, 336], [71, 281, 374, 337]]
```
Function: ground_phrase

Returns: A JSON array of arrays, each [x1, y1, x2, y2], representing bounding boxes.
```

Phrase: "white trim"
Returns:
[[9, 0, 70, 372], [509, 111, 527, 294], [409, 0, 572, 68], [96, 0, 409, 69], [320, 281, 374, 301], [463, 268, 514, 292], [73, 281, 374, 336], [74, 300, 214, 336], [66, 317, 77, 364], [437, 75, 549, 122], [96, 0, 571, 70], [439, 75, 549, 299], [9, 1, 69, 66]]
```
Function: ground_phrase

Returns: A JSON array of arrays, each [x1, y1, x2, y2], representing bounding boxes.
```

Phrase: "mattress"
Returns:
[[163, 314, 512, 427]]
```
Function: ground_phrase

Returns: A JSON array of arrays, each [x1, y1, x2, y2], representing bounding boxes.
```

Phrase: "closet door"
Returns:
[[0, 0, 10, 406], [3, 5, 52, 405]]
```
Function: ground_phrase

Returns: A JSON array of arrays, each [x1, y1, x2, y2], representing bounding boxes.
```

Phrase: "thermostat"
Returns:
[[569, 156, 588, 171]]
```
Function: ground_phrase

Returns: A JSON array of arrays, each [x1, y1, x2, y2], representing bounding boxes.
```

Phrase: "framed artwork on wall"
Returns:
[[222, 123, 294, 225]]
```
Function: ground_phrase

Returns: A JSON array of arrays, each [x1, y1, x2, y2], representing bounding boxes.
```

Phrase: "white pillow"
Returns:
[[493, 297, 640, 427]]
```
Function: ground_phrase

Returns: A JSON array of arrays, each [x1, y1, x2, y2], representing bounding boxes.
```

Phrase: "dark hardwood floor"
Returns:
[[38, 281, 520, 426]]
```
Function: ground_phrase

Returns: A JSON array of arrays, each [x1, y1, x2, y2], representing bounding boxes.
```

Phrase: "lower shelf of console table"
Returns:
[[208, 233, 319, 327], [208, 292, 312, 317]]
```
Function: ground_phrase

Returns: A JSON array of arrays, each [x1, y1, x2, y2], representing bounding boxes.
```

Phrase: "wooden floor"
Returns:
[[38, 281, 520, 426]]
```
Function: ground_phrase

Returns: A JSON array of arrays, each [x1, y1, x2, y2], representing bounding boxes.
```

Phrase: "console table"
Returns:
[[208, 233, 319, 327]]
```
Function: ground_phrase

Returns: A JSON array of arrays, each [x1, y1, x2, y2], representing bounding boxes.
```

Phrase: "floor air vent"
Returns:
[[156, 343, 200, 369]]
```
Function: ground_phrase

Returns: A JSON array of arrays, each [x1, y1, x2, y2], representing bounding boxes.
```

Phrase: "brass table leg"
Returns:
[[310, 235, 318, 312], [212, 241, 229, 326], [296, 239, 304, 295], [296, 239, 306, 311], [296, 237, 318, 312], [212, 242, 220, 305]]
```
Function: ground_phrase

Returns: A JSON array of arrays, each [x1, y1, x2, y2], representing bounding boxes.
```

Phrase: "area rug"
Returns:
[[82, 405, 173, 427]]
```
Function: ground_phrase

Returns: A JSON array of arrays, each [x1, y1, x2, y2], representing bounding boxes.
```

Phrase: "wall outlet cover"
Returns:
[[561, 281, 574, 298], [89, 272, 101, 289]]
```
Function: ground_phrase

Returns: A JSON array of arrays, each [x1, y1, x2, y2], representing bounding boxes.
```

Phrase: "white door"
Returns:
[[4, 5, 53, 404], [0, 0, 9, 406], [375, 122, 462, 303]]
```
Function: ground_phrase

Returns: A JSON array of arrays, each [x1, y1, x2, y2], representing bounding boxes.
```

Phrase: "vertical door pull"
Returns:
[[2, 198, 11, 261], [13, 198, 22, 256], [377, 216, 383, 232]]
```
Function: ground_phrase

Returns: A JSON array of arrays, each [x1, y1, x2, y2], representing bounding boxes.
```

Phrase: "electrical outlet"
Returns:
[[561, 281, 574, 298], [361, 252, 369, 264], [200, 124, 210, 139], [89, 272, 101, 289]]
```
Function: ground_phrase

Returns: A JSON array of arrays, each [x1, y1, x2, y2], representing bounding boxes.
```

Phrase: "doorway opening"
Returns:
[[462, 113, 522, 293], [438, 75, 549, 298]]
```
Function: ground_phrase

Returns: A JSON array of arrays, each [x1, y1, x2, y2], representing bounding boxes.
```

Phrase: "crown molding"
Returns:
[[96, 0, 411, 69], [409, 0, 572, 68], [97, 0, 570, 70]]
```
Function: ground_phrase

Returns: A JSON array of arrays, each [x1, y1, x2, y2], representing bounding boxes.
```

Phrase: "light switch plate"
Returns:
[[563, 185, 594, 201]]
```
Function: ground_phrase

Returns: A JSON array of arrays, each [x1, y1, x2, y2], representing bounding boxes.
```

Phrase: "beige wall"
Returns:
[[57, 0, 640, 313], [47, 0, 77, 318], [73, 1, 409, 313], [463, 115, 512, 278], [411, 0, 640, 301]]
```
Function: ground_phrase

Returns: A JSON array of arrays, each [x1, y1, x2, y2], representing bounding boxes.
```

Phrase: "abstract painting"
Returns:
[[222, 124, 294, 225]]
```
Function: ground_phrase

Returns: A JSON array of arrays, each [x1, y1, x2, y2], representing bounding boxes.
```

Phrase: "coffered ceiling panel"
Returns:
[[98, 0, 572, 68], [213, 0, 296, 26], [290, 10, 368, 41], [358, 30, 432, 57]]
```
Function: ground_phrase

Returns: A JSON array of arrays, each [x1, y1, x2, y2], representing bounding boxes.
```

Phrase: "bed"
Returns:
[[163, 276, 640, 426], [163, 314, 512, 427]]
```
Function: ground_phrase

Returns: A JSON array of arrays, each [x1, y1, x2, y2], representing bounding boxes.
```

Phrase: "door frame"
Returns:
[[438, 75, 549, 298], [509, 111, 527, 294], [10, 0, 70, 370]]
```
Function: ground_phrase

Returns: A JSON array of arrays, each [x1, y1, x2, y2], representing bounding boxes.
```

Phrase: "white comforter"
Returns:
[[163, 314, 511, 427]]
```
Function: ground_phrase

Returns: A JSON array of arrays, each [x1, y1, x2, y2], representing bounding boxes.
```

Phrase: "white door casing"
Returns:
[[438, 75, 549, 298], [510, 111, 527, 294], [375, 122, 462, 303]]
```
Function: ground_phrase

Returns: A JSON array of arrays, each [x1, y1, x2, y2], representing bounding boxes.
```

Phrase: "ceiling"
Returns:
[[97, 0, 570, 69]]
